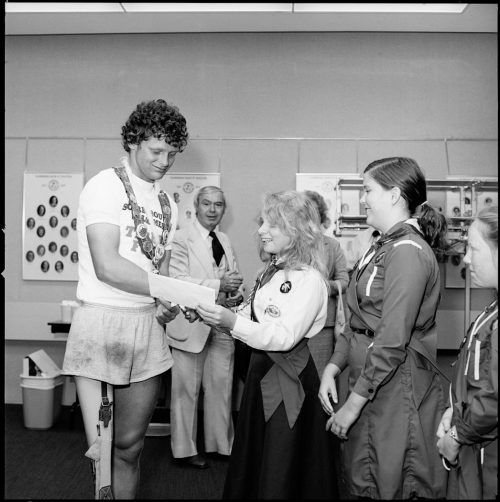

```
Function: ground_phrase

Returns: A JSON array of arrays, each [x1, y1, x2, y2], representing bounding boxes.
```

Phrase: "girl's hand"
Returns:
[[318, 363, 340, 415], [436, 406, 453, 439], [326, 391, 367, 440], [196, 303, 237, 330], [436, 431, 460, 465]]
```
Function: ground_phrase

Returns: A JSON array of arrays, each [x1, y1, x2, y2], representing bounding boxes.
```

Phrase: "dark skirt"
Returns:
[[223, 348, 341, 499]]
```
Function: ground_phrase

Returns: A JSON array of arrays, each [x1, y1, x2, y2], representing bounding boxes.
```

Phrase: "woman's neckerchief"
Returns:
[[113, 165, 172, 274], [246, 255, 284, 321]]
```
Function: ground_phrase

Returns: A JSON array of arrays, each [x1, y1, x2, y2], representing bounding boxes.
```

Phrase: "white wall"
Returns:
[[5, 32, 498, 403]]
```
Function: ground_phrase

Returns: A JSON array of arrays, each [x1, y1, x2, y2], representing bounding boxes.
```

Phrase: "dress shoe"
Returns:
[[174, 454, 209, 469], [206, 452, 230, 461]]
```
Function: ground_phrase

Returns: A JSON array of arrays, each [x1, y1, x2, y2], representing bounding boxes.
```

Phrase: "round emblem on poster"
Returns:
[[264, 305, 281, 318], [183, 182, 194, 193], [280, 281, 292, 294], [48, 180, 59, 191], [143, 240, 153, 253], [136, 224, 148, 239], [321, 181, 335, 193]]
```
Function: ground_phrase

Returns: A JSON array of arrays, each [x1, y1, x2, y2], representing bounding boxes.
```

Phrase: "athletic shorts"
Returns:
[[62, 302, 173, 385]]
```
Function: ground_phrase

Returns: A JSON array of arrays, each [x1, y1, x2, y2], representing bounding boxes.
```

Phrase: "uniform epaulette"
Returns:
[[393, 239, 422, 250]]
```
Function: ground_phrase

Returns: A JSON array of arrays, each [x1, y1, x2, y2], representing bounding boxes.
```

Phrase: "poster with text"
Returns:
[[23, 172, 83, 280], [159, 173, 221, 230]]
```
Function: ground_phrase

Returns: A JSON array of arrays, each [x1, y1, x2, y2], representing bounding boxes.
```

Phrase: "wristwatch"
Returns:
[[448, 426, 461, 444]]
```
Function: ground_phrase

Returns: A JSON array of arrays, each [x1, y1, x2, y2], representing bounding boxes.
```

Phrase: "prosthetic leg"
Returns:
[[85, 381, 114, 499]]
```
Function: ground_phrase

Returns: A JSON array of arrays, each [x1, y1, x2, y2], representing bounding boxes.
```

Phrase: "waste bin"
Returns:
[[20, 373, 64, 429]]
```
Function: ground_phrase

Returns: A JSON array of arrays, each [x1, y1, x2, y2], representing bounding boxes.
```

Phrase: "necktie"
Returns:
[[209, 231, 225, 266]]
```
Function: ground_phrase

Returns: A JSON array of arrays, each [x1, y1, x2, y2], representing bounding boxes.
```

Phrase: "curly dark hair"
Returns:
[[121, 99, 188, 153]]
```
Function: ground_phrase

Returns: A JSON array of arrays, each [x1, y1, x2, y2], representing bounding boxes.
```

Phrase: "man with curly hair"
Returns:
[[62, 99, 189, 498]]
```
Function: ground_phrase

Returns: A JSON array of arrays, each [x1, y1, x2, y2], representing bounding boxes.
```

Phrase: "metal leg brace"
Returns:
[[85, 381, 114, 499]]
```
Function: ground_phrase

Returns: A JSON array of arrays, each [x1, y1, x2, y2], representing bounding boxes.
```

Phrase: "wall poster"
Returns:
[[296, 173, 365, 270], [23, 172, 83, 281], [159, 173, 221, 230]]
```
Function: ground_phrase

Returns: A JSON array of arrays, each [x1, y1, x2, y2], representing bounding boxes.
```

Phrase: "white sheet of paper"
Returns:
[[148, 274, 216, 309]]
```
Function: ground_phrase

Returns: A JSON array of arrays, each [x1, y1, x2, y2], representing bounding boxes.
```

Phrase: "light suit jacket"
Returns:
[[166, 222, 243, 353]]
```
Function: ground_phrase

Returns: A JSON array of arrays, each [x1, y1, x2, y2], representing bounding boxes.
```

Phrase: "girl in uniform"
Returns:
[[305, 190, 349, 377], [436, 205, 497, 500], [319, 157, 449, 499], [196, 190, 340, 499]]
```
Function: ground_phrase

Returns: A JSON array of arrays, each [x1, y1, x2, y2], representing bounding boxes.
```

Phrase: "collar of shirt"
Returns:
[[378, 219, 423, 247], [195, 219, 227, 273], [195, 218, 216, 242], [120, 156, 158, 195]]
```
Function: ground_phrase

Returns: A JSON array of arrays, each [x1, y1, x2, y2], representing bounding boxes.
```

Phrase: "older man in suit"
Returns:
[[166, 186, 244, 469]]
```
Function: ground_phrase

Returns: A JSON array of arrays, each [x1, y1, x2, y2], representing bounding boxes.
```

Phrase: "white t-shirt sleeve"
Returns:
[[80, 170, 124, 227]]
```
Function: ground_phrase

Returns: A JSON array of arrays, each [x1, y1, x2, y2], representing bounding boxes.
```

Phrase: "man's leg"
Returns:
[[75, 376, 112, 447], [112, 375, 161, 499], [75, 377, 114, 498], [202, 331, 235, 455], [170, 347, 205, 458]]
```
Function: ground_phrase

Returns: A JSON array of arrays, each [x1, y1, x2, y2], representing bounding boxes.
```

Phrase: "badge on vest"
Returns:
[[264, 305, 281, 318], [280, 281, 292, 293]]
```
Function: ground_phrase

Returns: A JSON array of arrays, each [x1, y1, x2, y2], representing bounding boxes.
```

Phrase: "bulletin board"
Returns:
[[159, 173, 221, 230], [22, 173, 83, 281]]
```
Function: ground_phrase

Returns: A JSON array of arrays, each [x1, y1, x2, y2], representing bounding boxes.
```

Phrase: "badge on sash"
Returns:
[[264, 305, 281, 318], [136, 223, 148, 239], [143, 240, 153, 253], [280, 281, 292, 293], [155, 244, 165, 260], [162, 229, 170, 242]]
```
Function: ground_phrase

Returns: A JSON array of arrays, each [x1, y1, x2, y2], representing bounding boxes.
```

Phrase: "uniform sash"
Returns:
[[249, 259, 311, 429]]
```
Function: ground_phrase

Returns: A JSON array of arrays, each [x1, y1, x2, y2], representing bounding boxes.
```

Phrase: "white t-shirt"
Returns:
[[76, 158, 178, 307]]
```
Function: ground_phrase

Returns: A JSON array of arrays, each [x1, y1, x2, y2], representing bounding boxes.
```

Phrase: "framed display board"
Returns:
[[23, 173, 83, 281], [159, 173, 221, 230]]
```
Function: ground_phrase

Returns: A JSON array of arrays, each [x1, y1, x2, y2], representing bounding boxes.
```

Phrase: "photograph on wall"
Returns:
[[296, 173, 365, 269], [159, 173, 221, 230], [23, 172, 83, 281], [426, 189, 447, 216], [475, 188, 498, 213], [445, 255, 472, 289], [445, 187, 473, 218]]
